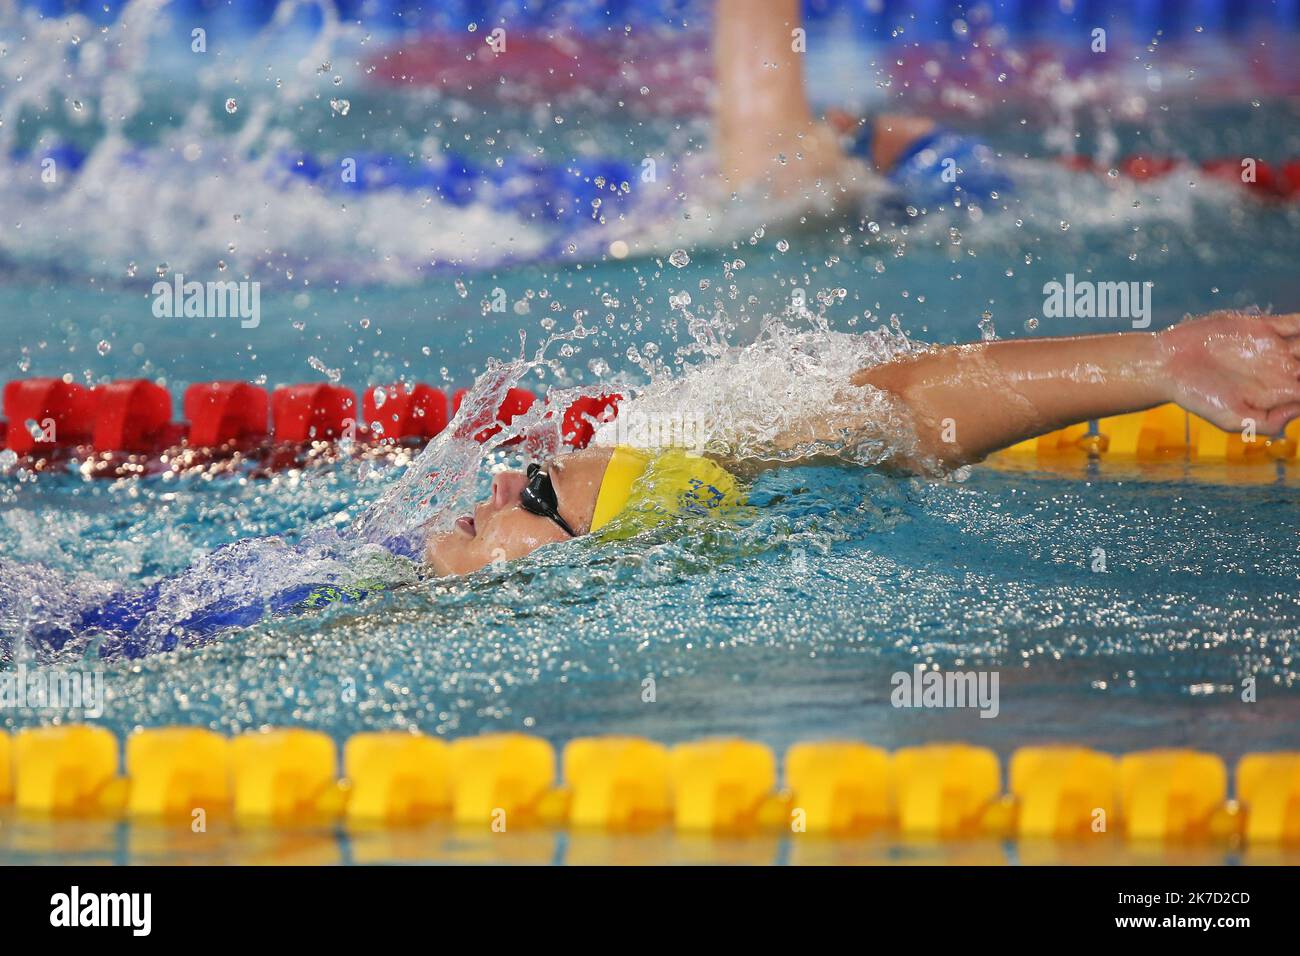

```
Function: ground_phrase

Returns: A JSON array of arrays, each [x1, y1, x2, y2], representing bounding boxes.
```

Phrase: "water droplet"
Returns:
[[225, 98, 238, 114], [776, 239, 789, 253], [668, 249, 690, 268], [97, 340, 111, 355]]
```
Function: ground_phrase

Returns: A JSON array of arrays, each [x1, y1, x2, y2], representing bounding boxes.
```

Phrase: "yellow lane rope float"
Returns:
[[988, 404, 1300, 483], [2, 726, 1298, 846]]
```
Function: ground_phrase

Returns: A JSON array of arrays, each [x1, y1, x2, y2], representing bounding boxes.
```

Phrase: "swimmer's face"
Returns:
[[425, 446, 614, 576]]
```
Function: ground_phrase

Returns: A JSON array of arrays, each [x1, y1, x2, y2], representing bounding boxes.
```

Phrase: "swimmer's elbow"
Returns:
[[853, 350, 989, 471]]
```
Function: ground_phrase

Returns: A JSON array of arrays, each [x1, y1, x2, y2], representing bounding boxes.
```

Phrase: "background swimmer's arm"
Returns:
[[714, 0, 944, 195], [853, 311, 1300, 469], [714, 0, 850, 195]]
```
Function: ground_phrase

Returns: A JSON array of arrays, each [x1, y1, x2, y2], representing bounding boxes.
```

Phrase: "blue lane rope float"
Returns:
[[15, 0, 1300, 38]]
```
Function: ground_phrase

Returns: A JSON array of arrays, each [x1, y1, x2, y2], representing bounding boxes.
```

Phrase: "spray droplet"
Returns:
[[668, 249, 690, 268], [97, 340, 111, 355], [225, 98, 238, 114]]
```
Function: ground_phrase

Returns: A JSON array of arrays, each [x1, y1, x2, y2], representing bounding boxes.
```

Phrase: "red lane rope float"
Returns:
[[1061, 153, 1300, 201], [1, 378, 96, 455], [269, 384, 358, 444], [451, 385, 537, 444], [0, 378, 624, 476], [363, 383, 449, 444], [561, 392, 621, 448], [90, 380, 178, 454], [184, 381, 269, 448]]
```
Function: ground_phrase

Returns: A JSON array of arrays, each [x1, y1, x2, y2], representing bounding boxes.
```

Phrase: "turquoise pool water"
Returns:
[[2, 6, 1300, 779]]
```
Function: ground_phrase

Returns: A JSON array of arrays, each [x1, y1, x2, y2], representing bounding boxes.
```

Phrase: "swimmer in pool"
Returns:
[[426, 309, 1300, 575], [421, 11, 1292, 574], [711, 0, 1008, 209]]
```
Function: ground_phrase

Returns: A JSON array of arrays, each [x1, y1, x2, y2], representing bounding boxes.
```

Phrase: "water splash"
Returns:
[[593, 315, 924, 470], [0, 0, 555, 283]]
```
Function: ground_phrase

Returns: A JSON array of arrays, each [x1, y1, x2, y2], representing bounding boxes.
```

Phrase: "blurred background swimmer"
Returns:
[[713, 0, 1011, 210]]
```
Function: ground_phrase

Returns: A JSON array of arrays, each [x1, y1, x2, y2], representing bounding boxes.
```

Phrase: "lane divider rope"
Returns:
[[1, 727, 1298, 844], [3, 377, 1297, 479]]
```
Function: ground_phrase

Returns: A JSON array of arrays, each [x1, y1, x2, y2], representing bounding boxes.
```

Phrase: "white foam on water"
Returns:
[[0, 0, 554, 283], [592, 316, 925, 468]]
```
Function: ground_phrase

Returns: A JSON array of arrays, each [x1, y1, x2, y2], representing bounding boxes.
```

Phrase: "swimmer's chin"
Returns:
[[424, 536, 582, 580]]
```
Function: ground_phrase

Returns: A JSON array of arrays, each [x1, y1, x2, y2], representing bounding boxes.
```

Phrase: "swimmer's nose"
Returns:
[[490, 470, 529, 509]]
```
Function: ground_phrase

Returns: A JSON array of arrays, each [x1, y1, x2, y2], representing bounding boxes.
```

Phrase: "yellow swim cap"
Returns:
[[589, 445, 744, 537]]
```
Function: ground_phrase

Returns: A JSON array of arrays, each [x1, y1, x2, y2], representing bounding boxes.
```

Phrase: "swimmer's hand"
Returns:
[[1159, 311, 1300, 434]]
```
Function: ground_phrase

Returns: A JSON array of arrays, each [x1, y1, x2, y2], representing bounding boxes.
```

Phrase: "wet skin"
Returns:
[[425, 311, 1300, 576], [425, 446, 614, 576]]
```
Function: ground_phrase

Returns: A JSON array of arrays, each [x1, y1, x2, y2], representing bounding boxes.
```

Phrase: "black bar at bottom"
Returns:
[[0, 865, 1283, 941]]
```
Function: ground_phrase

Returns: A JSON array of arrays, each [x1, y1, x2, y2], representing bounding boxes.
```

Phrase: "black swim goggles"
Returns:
[[519, 462, 577, 537]]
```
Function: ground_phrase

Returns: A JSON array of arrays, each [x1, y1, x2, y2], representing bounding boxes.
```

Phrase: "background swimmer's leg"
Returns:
[[851, 311, 1300, 470]]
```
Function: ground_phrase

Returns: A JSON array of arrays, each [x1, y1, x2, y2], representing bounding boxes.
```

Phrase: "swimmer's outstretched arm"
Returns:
[[853, 311, 1300, 469]]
